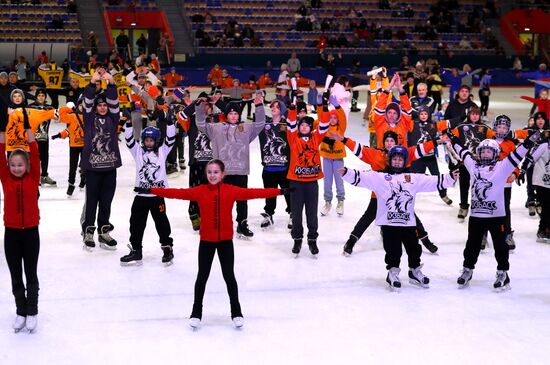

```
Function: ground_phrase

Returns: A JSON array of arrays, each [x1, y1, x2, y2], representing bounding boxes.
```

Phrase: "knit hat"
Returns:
[[385, 102, 401, 122], [298, 116, 314, 129], [296, 101, 307, 114], [35, 88, 48, 98], [383, 130, 399, 145], [173, 87, 188, 100], [198, 91, 209, 99], [225, 101, 241, 117], [416, 104, 430, 116], [10, 88, 25, 102], [0, 72, 7, 78], [94, 93, 107, 107], [9, 71, 17, 77], [533, 112, 549, 129]]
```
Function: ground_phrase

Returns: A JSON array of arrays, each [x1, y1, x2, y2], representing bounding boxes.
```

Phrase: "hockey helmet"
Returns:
[[388, 145, 409, 173], [476, 139, 501, 166], [141, 126, 162, 151]]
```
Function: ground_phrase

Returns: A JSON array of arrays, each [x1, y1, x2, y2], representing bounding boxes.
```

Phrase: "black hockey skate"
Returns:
[[343, 235, 358, 256], [260, 212, 274, 229], [408, 265, 430, 288], [457, 205, 469, 222], [120, 245, 143, 266], [190, 214, 201, 232], [161, 245, 174, 266], [98, 225, 117, 250], [236, 220, 253, 239], [292, 239, 302, 257], [420, 236, 438, 254], [307, 239, 319, 256], [66, 184, 75, 197], [179, 158, 187, 170], [440, 195, 453, 205], [493, 270, 510, 292], [386, 267, 401, 290], [457, 267, 473, 288], [537, 229, 550, 243], [528, 201, 537, 216], [82, 226, 96, 251], [505, 231, 516, 251]]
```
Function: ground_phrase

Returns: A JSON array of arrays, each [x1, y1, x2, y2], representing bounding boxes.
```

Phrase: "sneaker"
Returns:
[[260, 212, 274, 229], [481, 233, 488, 250], [343, 235, 358, 256], [161, 245, 174, 265], [236, 220, 253, 239], [120, 245, 143, 266], [505, 231, 515, 250], [26, 315, 37, 333], [40, 175, 57, 186], [336, 200, 344, 216], [457, 206, 469, 222], [189, 317, 201, 329], [287, 214, 293, 230], [66, 184, 75, 196], [190, 214, 201, 231], [82, 226, 96, 250], [98, 225, 117, 250], [493, 270, 510, 290], [232, 316, 244, 328], [386, 267, 401, 289], [440, 195, 453, 205], [457, 267, 473, 287], [292, 239, 302, 255], [179, 158, 187, 170], [13, 315, 26, 333], [420, 236, 438, 254], [320, 201, 332, 216], [307, 239, 319, 255], [408, 264, 430, 288]]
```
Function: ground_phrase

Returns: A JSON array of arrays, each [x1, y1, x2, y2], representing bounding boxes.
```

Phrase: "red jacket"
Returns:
[[0, 141, 40, 228], [152, 184, 281, 242]]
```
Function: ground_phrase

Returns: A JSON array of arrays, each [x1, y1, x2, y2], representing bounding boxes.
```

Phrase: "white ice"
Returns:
[[1, 87, 549, 364]]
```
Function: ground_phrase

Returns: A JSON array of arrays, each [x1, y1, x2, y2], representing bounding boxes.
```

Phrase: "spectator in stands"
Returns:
[[116, 30, 130, 60], [297, 4, 308, 17], [459, 36, 472, 49], [319, 50, 342, 77], [444, 85, 478, 120], [136, 34, 148, 55], [311, 0, 322, 9], [512, 57, 523, 71], [277, 64, 290, 89], [163, 67, 184, 88], [67, 0, 77, 13], [423, 22, 438, 41], [88, 31, 99, 55], [37, 51, 48, 66], [15, 57, 28, 83], [404, 5, 414, 18], [63, 78, 83, 105], [287, 53, 301, 74]]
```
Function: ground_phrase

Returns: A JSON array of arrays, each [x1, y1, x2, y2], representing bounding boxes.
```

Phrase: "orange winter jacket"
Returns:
[[367, 76, 390, 133], [57, 106, 85, 147], [318, 107, 347, 159], [6, 107, 56, 151]]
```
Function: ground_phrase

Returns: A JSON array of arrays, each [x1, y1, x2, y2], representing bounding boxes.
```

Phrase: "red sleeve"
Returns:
[[29, 141, 40, 182], [232, 186, 281, 201], [151, 186, 202, 200], [520, 96, 537, 104], [0, 142, 7, 179]]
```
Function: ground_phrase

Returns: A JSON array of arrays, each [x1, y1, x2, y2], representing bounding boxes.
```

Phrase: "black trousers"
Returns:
[[479, 89, 490, 116], [4, 226, 40, 316], [352, 90, 359, 109], [82, 169, 117, 232], [536, 186, 550, 232], [37, 140, 49, 177], [167, 128, 185, 165], [526, 165, 536, 203], [224, 174, 248, 223], [68, 146, 85, 186], [188, 163, 208, 219], [410, 155, 447, 197], [290, 180, 319, 240], [380, 225, 421, 270], [431, 91, 442, 111], [262, 169, 290, 216], [459, 164, 470, 208], [504, 187, 512, 235], [192, 240, 241, 319], [129, 195, 173, 249], [464, 216, 508, 270]]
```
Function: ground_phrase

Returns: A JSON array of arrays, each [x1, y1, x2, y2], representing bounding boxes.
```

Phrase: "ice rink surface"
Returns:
[[1, 87, 549, 364]]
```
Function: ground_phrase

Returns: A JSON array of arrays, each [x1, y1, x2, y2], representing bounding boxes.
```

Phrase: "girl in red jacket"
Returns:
[[0, 128, 40, 334], [138, 159, 289, 329]]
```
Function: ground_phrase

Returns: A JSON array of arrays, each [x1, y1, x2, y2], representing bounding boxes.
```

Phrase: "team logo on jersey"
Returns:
[[138, 155, 165, 189], [384, 174, 392, 181], [470, 171, 496, 213], [543, 160, 550, 185], [404, 174, 411, 183], [90, 118, 117, 168], [263, 129, 288, 165], [386, 182, 413, 223], [264, 124, 271, 130], [193, 131, 213, 161]]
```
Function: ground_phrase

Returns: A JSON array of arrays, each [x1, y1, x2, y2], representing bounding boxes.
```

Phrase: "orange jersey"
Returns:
[[6, 107, 56, 151], [242, 83, 256, 99], [164, 73, 184, 88], [257, 75, 273, 89], [367, 76, 390, 132], [318, 107, 347, 159], [57, 106, 85, 147], [207, 68, 223, 86], [373, 91, 413, 148], [221, 76, 234, 89], [286, 106, 330, 182]]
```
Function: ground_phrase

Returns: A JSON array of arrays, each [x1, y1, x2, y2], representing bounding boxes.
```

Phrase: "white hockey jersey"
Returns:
[[529, 142, 550, 189], [342, 169, 455, 226], [454, 143, 528, 218], [125, 124, 176, 197]]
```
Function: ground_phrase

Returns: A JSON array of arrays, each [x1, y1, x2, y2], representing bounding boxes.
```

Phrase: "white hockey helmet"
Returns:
[[476, 139, 501, 165]]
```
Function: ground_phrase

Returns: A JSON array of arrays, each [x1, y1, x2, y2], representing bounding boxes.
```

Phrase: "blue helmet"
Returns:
[[141, 127, 161, 151], [388, 145, 409, 173]]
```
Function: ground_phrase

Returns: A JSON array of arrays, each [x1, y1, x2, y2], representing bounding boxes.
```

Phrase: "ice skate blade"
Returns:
[[310, 254, 318, 259], [237, 234, 252, 240], [536, 237, 550, 243], [120, 260, 143, 267], [163, 260, 173, 267], [457, 218, 465, 223], [189, 318, 201, 330], [99, 243, 117, 251], [409, 279, 429, 289], [494, 284, 511, 293], [342, 251, 351, 257], [386, 283, 401, 292], [83, 245, 94, 252], [458, 282, 470, 289]]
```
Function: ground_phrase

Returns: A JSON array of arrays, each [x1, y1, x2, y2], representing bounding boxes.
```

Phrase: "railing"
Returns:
[[0, 43, 70, 68]]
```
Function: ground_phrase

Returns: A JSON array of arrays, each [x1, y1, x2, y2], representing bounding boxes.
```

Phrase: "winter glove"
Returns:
[[329, 95, 340, 108], [322, 91, 330, 106], [51, 133, 61, 140], [280, 187, 296, 195], [156, 96, 165, 106], [134, 187, 151, 194], [444, 129, 461, 146], [516, 170, 526, 186], [523, 130, 542, 149]]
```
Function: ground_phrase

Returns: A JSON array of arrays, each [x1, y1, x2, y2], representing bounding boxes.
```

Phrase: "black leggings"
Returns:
[[4, 226, 40, 316], [464, 216, 508, 271], [68, 146, 85, 186], [37, 140, 49, 177], [192, 240, 241, 319], [188, 164, 208, 220], [536, 186, 550, 232], [381, 225, 422, 270]]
